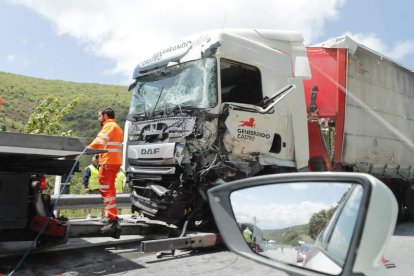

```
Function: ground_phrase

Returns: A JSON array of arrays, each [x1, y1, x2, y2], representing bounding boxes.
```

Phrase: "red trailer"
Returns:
[[304, 37, 414, 219]]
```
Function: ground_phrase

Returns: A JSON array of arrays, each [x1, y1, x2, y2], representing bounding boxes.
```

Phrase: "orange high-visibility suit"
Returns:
[[88, 119, 123, 221]]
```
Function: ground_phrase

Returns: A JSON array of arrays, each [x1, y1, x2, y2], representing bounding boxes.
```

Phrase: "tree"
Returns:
[[23, 96, 80, 194], [308, 210, 328, 239], [308, 205, 338, 239], [23, 95, 78, 136]]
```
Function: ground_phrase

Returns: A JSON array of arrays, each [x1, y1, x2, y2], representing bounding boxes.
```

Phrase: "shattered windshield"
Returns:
[[129, 58, 217, 114]]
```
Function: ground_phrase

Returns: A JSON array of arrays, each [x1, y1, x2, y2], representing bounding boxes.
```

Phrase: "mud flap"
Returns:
[[30, 215, 69, 243]]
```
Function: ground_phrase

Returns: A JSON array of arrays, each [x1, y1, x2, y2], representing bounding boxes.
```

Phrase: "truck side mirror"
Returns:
[[208, 172, 397, 276]]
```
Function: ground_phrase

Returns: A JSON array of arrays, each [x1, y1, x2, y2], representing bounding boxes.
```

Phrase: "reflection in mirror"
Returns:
[[230, 182, 364, 275]]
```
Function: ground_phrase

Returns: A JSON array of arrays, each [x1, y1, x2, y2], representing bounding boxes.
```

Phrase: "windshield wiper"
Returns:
[[127, 113, 143, 121], [152, 87, 164, 118]]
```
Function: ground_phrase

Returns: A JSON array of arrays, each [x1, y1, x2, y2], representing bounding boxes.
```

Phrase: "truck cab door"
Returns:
[[219, 58, 292, 159], [223, 107, 286, 156]]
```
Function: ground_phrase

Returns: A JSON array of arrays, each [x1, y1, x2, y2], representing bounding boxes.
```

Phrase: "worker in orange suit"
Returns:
[[88, 107, 123, 237]]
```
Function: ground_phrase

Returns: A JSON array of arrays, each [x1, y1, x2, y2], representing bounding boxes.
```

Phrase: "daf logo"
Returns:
[[141, 148, 160, 155]]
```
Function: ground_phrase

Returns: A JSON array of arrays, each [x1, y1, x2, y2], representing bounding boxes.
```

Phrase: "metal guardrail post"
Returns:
[[53, 175, 62, 217]]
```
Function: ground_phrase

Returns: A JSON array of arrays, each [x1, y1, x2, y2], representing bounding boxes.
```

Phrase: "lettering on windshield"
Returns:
[[141, 41, 192, 67]]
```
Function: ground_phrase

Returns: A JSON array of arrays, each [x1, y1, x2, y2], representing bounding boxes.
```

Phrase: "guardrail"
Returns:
[[51, 194, 131, 209]]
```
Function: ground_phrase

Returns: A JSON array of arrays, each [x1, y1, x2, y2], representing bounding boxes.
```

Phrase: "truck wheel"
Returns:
[[397, 200, 408, 223], [386, 180, 409, 223]]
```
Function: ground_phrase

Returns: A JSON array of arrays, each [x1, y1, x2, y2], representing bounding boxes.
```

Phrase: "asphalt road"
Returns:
[[1, 222, 413, 276], [385, 222, 414, 276], [0, 244, 282, 276]]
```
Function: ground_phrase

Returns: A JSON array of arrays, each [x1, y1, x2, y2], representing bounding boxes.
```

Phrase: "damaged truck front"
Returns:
[[124, 30, 311, 229]]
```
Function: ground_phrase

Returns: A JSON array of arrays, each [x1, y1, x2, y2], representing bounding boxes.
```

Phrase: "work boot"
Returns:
[[100, 217, 121, 239], [113, 220, 122, 239]]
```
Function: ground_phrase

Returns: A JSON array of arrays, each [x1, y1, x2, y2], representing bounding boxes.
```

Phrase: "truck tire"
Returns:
[[382, 179, 408, 223], [397, 199, 408, 223]]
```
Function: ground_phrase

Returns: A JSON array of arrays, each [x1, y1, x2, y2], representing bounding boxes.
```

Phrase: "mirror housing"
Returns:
[[208, 172, 397, 276]]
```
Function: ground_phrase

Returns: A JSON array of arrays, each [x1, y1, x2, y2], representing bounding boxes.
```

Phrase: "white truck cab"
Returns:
[[125, 30, 311, 227]]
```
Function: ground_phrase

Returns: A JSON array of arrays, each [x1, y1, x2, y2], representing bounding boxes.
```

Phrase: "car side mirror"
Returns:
[[208, 172, 397, 276]]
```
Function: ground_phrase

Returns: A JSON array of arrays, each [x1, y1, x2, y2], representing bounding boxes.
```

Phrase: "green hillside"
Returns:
[[262, 224, 314, 245], [0, 71, 131, 142]]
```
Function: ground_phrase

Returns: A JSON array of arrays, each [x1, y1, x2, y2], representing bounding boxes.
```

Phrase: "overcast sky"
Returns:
[[1, 0, 413, 85]]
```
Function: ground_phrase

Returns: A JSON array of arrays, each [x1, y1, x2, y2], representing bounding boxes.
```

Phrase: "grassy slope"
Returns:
[[0, 71, 131, 142]]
